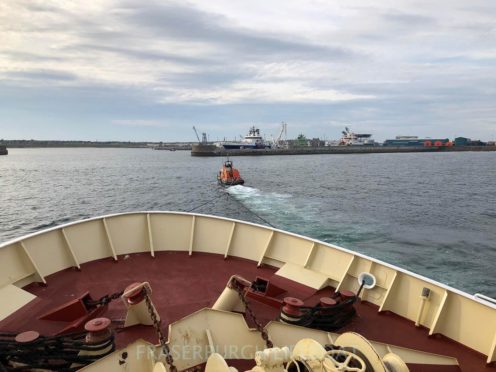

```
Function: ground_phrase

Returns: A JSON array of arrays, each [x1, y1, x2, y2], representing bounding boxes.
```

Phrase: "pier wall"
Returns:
[[191, 145, 496, 157]]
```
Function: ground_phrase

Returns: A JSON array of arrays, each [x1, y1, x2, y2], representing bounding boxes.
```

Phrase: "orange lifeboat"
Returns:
[[217, 160, 244, 186]]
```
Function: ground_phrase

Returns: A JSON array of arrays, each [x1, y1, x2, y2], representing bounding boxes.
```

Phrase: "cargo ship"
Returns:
[[331, 127, 379, 146], [0, 211, 495, 371], [215, 126, 271, 150]]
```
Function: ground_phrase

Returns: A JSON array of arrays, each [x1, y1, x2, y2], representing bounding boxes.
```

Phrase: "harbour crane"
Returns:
[[273, 122, 288, 148], [192, 126, 208, 143], [192, 126, 201, 143]]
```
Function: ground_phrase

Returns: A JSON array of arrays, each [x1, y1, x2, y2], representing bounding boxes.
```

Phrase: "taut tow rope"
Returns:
[[183, 186, 277, 228]]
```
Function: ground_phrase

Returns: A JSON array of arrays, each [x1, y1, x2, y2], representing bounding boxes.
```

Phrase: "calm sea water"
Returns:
[[0, 148, 494, 298]]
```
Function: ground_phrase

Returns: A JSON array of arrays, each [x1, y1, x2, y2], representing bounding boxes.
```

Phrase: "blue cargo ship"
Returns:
[[215, 126, 270, 150]]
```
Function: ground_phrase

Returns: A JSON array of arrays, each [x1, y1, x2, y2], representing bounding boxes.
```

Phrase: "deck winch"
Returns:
[[214, 275, 360, 334], [204, 334, 409, 372], [0, 318, 115, 371], [278, 291, 357, 332], [277, 272, 379, 332]]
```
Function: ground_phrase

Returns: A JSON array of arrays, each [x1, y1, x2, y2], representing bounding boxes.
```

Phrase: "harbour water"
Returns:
[[0, 148, 494, 298]]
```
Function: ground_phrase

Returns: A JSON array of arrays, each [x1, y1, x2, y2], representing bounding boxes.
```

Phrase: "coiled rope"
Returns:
[[0, 331, 115, 371]]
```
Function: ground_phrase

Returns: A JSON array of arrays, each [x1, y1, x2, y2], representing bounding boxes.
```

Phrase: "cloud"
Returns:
[[381, 11, 436, 27], [117, 1, 354, 61], [0, 0, 495, 140], [112, 119, 169, 127], [74, 44, 213, 66], [157, 81, 374, 104], [2, 69, 77, 82]]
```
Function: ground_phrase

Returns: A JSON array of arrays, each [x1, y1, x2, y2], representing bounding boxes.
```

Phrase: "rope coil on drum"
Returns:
[[280, 281, 367, 332], [279, 294, 357, 332], [0, 330, 115, 371]]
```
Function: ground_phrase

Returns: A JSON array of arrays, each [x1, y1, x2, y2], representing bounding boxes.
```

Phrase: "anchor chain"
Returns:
[[84, 290, 124, 307], [143, 288, 178, 372], [231, 277, 273, 348]]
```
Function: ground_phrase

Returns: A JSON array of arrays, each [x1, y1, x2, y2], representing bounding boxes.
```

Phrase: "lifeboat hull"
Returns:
[[217, 177, 244, 186], [217, 160, 244, 186]]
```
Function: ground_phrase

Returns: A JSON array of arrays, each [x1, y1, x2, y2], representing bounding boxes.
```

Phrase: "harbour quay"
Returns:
[[191, 144, 496, 156]]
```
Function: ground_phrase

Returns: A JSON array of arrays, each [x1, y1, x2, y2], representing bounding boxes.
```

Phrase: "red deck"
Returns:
[[0, 251, 493, 371]]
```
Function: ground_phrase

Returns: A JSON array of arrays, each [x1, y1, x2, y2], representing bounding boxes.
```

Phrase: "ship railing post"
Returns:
[[303, 242, 316, 269], [189, 216, 196, 256], [257, 231, 274, 267], [102, 218, 118, 261], [224, 222, 236, 259], [378, 271, 398, 312], [429, 290, 448, 335], [335, 255, 355, 293], [19, 241, 46, 284], [146, 213, 155, 258], [61, 228, 81, 269], [488, 332, 496, 364]]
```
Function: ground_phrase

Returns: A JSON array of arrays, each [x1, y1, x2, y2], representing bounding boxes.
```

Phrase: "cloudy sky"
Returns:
[[1, 0, 495, 142]]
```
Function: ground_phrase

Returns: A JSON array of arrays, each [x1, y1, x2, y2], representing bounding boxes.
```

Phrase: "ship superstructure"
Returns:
[[336, 127, 378, 146], [216, 126, 270, 150]]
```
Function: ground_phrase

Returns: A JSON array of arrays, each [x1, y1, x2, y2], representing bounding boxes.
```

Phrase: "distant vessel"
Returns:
[[330, 127, 378, 146], [217, 159, 244, 186], [216, 126, 270, 150]]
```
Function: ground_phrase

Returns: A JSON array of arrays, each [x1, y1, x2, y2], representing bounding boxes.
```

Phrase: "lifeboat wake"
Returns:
[[225, 185, 293, 226]]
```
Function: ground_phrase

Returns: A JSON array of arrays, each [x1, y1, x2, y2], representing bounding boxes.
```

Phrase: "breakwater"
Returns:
[[153, 145, 192, 151], [191, 144, 496, 156]]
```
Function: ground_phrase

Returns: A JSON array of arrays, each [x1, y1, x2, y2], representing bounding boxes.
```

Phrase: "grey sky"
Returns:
[[0, 0, 495, 141]]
